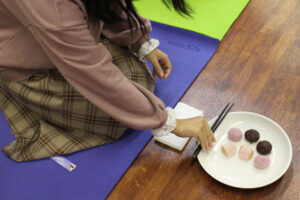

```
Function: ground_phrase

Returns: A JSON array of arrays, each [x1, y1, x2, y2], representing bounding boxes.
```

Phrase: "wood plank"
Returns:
[[108, 0, 300, 199]]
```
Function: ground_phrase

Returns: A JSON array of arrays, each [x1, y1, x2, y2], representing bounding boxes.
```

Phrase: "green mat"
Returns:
[[134, 0, 250, 40]]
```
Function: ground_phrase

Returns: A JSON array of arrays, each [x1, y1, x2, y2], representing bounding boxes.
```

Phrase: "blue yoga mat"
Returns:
[[0, 22, 219, 200]]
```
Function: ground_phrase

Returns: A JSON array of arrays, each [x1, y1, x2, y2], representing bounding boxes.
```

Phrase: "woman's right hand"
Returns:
[[172, 116, 216, 151]]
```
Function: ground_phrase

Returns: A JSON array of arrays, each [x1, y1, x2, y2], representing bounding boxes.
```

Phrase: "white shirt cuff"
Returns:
[[151, 107, 176, 137], [137, 38, 160, 61]]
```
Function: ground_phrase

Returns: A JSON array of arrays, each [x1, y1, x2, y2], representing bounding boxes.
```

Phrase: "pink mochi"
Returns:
[[221, 142, 236, 157], [254, 155, 271, 169], [239, 145, 254, 160], [228, 128, 243, 141]]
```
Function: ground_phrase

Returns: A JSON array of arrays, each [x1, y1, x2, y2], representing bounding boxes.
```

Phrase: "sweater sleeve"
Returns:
[[4, 0, 168, 130], [101, 15, 152, 53]]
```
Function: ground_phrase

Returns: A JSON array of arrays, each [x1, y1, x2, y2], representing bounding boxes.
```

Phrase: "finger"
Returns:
[[207, 136, 213, 148], [210, 137, 215, 144], [152, 59, 164, 79], [152, 71, 158, 79], [208, 139, 213, 149], [200, 141, 206, 151], [209, 131, 216, 142], [206, 136, 212, 150], [212, 135, 216, 142], [163, 67, 172, 80], [201, 138, 208, 151], [209, 133, 214, 143], [205, 142, 210, 152], [207, 126, 216, 143], [205, 131, 211, 148], [161, 58, 172, 79]]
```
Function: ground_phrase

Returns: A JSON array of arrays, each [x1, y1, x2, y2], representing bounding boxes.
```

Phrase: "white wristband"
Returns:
[[151, 107, 176, 137], [138, 38, 160, 61]]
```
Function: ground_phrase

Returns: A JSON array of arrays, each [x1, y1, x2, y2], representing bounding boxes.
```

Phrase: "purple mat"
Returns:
[[0, 22, 218, 200]]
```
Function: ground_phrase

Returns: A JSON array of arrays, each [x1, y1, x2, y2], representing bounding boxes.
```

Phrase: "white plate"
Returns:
[[197, 111, 293, 189]]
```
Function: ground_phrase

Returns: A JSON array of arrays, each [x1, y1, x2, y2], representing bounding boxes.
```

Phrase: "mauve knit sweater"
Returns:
[[0, 0, 168, 130]]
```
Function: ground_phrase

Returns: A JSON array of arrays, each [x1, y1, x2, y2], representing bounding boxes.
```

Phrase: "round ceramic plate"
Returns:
[[197, 111, 293, 189]]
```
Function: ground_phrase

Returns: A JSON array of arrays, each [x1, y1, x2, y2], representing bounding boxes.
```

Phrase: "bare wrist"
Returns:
[[172, 119, 183, 135]]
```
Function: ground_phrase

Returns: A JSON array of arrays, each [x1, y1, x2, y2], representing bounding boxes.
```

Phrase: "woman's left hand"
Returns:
[[145, 48, 172, 79]]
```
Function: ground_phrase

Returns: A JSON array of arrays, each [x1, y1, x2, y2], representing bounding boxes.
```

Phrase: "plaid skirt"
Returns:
[[0, 38, 155, 162]]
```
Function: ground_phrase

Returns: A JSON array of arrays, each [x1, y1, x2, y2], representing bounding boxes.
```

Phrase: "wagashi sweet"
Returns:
[[228, 128, 243, 142], [239, 144, 254, 160], [256, 140, 272, 155], [254, 155, 270, 169], [245, 129, 260, 143], [221, 142, 236, 157]]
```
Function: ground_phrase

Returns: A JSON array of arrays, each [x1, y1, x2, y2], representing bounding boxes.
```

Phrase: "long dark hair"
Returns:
[[80, 0, 191, 35]]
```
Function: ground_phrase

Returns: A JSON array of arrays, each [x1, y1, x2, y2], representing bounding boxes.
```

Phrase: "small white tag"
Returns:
[[51, 156, 77, 172]]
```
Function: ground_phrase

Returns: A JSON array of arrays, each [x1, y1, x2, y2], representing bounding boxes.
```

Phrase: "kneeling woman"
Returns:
[[0, 0, 215, 162]]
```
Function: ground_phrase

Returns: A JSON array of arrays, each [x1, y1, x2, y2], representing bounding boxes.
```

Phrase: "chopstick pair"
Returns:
[[192, 103, 234, 160]]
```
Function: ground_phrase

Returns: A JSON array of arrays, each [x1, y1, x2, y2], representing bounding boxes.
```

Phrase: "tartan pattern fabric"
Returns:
[[0, 38, 155, 162]]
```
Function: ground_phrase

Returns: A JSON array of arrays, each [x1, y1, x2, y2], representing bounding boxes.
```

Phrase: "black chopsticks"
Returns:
[[192, 103, 234, 160]]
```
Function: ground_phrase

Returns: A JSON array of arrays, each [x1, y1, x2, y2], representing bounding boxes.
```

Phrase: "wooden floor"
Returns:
[[108, 0, 300, 199]]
